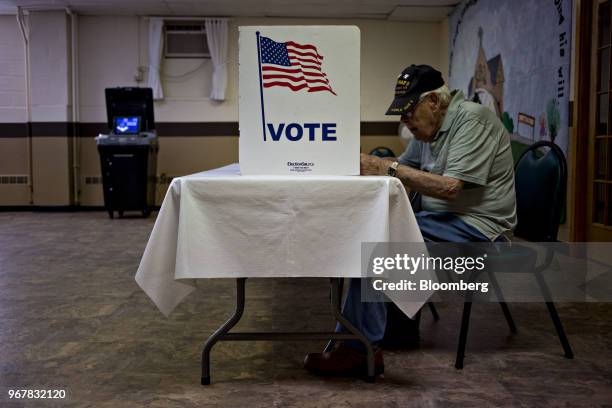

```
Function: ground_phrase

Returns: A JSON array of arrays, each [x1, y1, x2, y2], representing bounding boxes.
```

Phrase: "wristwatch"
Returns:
[[387, 161, 399, 177]]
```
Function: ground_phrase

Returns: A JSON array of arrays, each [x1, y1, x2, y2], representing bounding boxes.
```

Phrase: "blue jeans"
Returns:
[[337, 211, 493, 348]]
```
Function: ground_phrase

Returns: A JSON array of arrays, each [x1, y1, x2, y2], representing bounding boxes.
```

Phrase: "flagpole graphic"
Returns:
[[256, 31, 267, 142]]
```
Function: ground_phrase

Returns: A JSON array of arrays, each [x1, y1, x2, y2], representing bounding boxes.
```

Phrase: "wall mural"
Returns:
[[448, 0, 572, 157]]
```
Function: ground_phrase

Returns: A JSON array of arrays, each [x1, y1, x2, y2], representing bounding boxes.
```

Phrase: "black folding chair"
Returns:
[[454, 140, 574, 369]]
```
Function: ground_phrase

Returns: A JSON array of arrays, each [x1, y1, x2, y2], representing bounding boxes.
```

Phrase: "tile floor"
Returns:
[[0, 212, 610, 407]]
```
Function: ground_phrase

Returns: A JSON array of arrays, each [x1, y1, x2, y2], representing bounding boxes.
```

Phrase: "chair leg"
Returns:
[[487, 269, 517, 333], [534, 271, 574, 359], [455, 301, 472, 369], [427, 302, 440, 322], [498, 302, 517, 334], [545, 301, 574, 359]]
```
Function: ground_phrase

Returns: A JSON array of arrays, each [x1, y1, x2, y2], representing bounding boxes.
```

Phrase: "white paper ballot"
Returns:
[[239, 26, 360, 175]]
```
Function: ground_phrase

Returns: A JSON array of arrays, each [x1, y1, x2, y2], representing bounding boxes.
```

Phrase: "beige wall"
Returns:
[[78, 16, 141, 122], [31, 137, 73, 205], [79, 16, 448, 122], [0, 15, 26, 122], [78, 138, 103, 206], [0, 14, 28, 205], [29, 11, 71, 122], [439, 17, 449, 81], [0, 138, 29, 205]]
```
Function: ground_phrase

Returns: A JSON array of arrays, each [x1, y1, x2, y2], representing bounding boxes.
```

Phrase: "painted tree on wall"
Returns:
[[502, 112, 514, 133], [547, 98, 561, 142]]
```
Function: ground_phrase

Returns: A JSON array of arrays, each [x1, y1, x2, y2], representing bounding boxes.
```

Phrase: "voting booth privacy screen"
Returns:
[[105, 87, 155, 134], [239, 26, 360, 175]]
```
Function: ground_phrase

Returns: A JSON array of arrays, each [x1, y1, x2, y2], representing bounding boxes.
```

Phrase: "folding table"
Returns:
[[135, 164, 427, 384]]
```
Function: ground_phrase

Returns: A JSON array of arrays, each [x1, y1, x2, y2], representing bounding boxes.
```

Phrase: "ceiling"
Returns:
[[0, 0, 458, 21]]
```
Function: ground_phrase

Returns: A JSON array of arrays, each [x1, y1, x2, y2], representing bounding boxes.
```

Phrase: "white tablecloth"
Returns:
[[135, 164, 426, 317]]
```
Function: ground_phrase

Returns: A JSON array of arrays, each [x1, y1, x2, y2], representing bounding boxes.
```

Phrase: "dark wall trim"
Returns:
[[361, 122, 399, 136], [77, 122, 240, 137], [0, 205, 161, 212], [78, 122, 107, 136], [0, 123, 28, 138], [30, 122, 76, 137], [0, 205, 104, 212], [0, 121, 400, 138], [156, 122, 239, 136]]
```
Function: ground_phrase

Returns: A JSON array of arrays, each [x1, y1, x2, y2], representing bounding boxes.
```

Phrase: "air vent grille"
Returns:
[[84, 175, 103, 185], [0, 175, 29, 185]]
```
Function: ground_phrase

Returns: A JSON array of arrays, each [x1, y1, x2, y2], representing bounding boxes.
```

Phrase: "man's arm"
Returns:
[[360, 153, 463, 201]]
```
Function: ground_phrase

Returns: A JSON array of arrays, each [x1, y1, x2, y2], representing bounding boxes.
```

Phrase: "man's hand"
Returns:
[[360, 153, 463, 200], [360, 153, 389, 176]]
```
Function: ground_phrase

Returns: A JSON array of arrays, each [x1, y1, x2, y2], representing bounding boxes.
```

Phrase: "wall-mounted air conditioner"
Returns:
[[164, 22, 210, 58]]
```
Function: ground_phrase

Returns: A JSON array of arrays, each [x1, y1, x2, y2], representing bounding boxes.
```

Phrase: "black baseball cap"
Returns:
[[385, 64, 445, 115]]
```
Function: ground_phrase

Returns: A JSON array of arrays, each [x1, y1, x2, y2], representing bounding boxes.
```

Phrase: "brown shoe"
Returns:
[[303, 343, 384, 377]]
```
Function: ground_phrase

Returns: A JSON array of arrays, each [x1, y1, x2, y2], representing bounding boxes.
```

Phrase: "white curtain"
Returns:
[[205, 18, 228, 101], [147, 17, 164, 100]]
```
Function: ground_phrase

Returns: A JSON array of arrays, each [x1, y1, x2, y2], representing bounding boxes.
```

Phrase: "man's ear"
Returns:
[[427, 93, 440, 111]]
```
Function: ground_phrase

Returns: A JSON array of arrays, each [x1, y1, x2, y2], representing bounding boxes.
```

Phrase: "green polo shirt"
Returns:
[[398, 90, 517, 240]]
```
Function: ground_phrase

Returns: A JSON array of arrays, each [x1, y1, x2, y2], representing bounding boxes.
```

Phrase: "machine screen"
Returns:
[[113, 116, 141, 135]]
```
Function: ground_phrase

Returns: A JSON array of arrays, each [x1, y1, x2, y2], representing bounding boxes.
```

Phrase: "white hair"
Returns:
[[420, 84, 452, 108]]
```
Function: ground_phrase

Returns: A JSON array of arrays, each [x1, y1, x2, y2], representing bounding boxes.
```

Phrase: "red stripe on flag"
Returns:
[[263, 82, 309, 91], [262, 64, 327, 78], [262, 64, 326, 79], [297, 64, 321, 71], [290, 56, 321, 67], [262, 74, 305, 82], [308, 86, 337, 95], [287, 49, 323, 60], [262, 66, 301, 74], [307, 79, 330, 85], [285, 41, 323, 58], [289, 61, 322, 71], [263, 75, 330, 86], [302, 71, 326, 78]]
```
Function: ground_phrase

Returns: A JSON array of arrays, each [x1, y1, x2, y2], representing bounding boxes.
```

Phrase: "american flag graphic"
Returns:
[[259, 36, 336, 95]]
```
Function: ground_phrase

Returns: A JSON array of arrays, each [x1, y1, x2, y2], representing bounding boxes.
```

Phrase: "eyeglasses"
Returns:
[[402, 95, 428, 120]]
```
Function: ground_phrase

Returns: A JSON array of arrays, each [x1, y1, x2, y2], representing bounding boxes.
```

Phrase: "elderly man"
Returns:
[[304, 64, 517, 377]]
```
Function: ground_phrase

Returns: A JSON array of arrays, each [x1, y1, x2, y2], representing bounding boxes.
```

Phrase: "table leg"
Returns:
[[329, 278, 376, 383], [200, 277, 377, 384], [201, 278, 246, 385], [323, 278, 343, 353]]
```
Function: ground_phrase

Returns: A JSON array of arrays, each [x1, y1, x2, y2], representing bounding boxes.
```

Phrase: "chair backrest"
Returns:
[[514, 141, 567, 242], [370, 146, 396, 158]]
